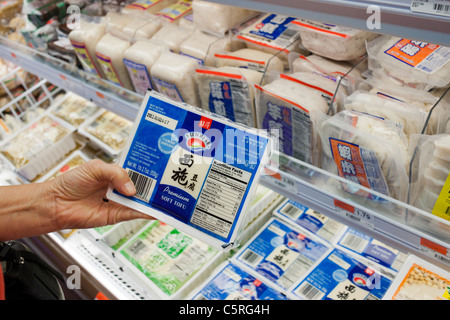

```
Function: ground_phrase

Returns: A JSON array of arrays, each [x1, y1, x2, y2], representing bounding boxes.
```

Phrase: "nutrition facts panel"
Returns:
[[190, 160, 252, 238]]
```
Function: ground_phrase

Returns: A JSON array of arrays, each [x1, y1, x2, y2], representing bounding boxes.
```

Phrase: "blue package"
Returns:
[[274, 199, 346, 243], [191, 261, 288, 300], [106, 92, 271, 251], [335, 228, 407, 272], [232, 217, 331, 290], [290, 248, 392, 300]]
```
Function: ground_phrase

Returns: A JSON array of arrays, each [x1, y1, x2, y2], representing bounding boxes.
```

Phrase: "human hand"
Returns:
[[45, 159, 153, 231]]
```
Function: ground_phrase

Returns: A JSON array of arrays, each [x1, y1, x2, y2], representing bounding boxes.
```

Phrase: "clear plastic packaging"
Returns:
[[36, 150, 90, 183], [316, 110, 409, 203], [179, 30, 232, 66], [192, 0, 258, 35], [151, 23, 192, 53], [195, 66, 263, 127], [94, 33, 134, 90], [254, 74, 329, 166], [150, 51, 200, 106], [121, 14, 162, 40], [366, 36, 450, 91], [49, 92, 100, 128], [154, 0, 193, 25], [68, 19, 106, 78], [383, 255, 450, 300], [290, 19, 378, 61], [123, 39, 170, 95], [106, 91, 272, 251], [214, 48, 284, 73], [121, 0, 177, 16], [236, 13, 302, 69], [410, 134, 450, 221], [78, 110, 133, 156]]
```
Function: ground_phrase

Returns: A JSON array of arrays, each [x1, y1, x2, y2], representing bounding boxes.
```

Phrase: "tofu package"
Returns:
[[106, 91, 272, 251], [383, 255, 450, 300], [409, 134, 450, 221], [290, 19, 379, 61], [366, 36, 450, 91], [195, 66, 263, 127], [317, 110, 410, 206], [121, 0, 178, 16], [214, 48, 284, 74], [192, 0, 259, 35]]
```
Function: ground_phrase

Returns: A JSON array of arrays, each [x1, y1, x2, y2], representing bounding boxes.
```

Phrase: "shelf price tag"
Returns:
[[419, 238, 450, 267], [333, 199, 375, 229], [58, 74, 85, 96], [411, 0, 450, 17]]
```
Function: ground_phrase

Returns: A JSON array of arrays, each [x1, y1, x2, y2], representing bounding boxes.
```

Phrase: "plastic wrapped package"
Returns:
[[177, 13, 195, 30], [123, 39, 170, 95], [179, 30, 232, 66], [274, 198, 347, 244], [214, 48, 284, 73], [236, 13, 302, 69], [410, 134, 450, 221], [192, 0, 258, 35], [103, 12, 136, 37], [94, 33, 134, 90], [155, 0, 193, 24], [255, 74, 329, 165], [284, 72, 347, 113], [195, 66, 263, 127], [189, 261, 289, 300], [366, 36, 450, 91], [0, 114, 76, 180], [290, 19, 378, 61], [316, 110, 410, 203], [151, 23, 192, 52], [78, 110, 133, 156], [290, 248, 392, 300], [383, 255, 450, 300], [68, 20, 106, 78], [121, 14, 162, 40], [106, 91, 272, 251], [231, 217, 332, 292], [343, 91, 425, 137], [119, 220, 223, 298], [150, 51, 199, 105], [121, 0, 177, 15], [50, 92, 100, 128]]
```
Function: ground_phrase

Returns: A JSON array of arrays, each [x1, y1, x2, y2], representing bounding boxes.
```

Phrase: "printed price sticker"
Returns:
[[419, 238, 450, 266], [334, 199, 375, 229], [411, 0, 450, 17]]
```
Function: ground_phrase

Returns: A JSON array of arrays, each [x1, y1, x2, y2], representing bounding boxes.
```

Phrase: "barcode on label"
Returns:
[[294, 281, 325, 300], [340, 233, 368, 254], [241, 248, 263, 268], [127, 168, 156, 202], [280, 203, 302, 219], [434, 3, 450, 11]]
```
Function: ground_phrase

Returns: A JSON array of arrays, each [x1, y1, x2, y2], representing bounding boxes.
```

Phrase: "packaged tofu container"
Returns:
[[155, 0, 193, 24], [366, 36, 450, 91], [0, 113, 76, 181], [95, 33, 134, 91], [274, 198, 347, 244], [179, 30, 232, 66], [195, 66, 263, 127], [118, 219, 225, 299], [254, 74, 329, 166], [150, 51, 199, 106], [289, 248, 392, 300], [383, 255, 450, 300], [123, 39, 170, 96], [106, 91, 272, 251], [189, 261, 289, 300], [192, 0, 258, 35], [214, 48, 284, 73], [49, 92, 100, 129], [151, 23, 192, 53], [68, 19, 106, 78], [78, 110, 133, 156], [316, 110, 410, 203], [334, 228, 408, 273], [231, 217, 332, 291], [236, 13, 301, 68], [122, 15, 163, 40], [290, 19, 378, 61], [122, 0, 177, 16], [36, 150, 90, 183]]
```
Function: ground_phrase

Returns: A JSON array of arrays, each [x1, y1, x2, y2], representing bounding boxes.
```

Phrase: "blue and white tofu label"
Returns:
[[290, 249, 392, 300], [109, 92, 270, 247]]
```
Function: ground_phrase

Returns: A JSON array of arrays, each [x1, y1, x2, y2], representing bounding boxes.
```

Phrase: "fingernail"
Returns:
[[124, 181, 136, 195]]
